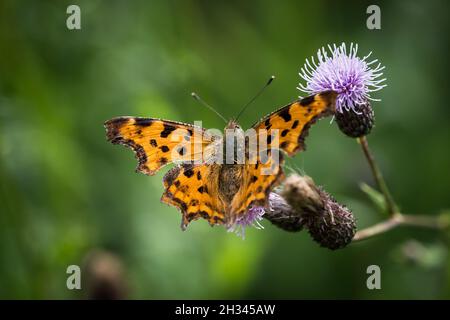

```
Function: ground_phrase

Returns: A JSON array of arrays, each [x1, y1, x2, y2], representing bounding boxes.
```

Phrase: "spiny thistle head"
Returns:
[[303, 189, 356, 250], [335, 101, 375, 138], [298, 43, 386, 114], [265, 174, 356, 250]]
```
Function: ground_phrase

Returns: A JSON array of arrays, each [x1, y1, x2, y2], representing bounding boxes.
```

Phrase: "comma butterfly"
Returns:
[[104, 91, 337, 230]]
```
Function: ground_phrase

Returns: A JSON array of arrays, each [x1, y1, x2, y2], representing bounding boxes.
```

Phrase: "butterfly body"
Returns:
[[105, 91, 337, 230], [218, 163, 244, 205]]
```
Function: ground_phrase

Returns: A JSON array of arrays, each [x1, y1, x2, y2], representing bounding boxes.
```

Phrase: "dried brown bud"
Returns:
[[304, 190, 356, 250], [281, 175, 325, 215], [266, 174, 357, 250], [266, 192, 304, 232]]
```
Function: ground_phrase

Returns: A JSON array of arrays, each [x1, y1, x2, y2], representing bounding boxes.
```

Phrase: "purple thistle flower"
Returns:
[[228, 206, 265, 239], [298, 43, 386, 113]]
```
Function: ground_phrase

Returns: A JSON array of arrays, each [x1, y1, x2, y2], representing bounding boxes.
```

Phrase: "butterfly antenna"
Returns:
[[191, 92, 227, 123], [235, 75, 275, 121]]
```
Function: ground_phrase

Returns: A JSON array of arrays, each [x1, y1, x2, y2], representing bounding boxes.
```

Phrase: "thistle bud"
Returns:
[[335, 101, 375, 138], [266, 192, 305, 232], [265, 174, 356, 250], [303, 190, 356, 250]]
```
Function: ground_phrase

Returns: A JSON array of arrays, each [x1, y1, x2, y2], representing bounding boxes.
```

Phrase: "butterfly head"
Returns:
[[225, 119, 242, 131], [222, 120, 245, 164]]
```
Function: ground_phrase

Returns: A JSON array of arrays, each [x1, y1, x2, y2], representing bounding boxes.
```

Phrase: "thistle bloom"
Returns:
[[228, 206, 265, 238], [298, 43, 386, 113]]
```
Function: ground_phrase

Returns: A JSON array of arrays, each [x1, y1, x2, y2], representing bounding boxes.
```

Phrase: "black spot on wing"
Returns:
[[291, 120, 299, 129], [186, 212, 197, 221], [184, 168, 194, 178], [189, 199, 199, 206], [150, 139, 158, 147], [278, 108, 292, 122], [281, 129, 289, 137], [160, 145, 170, 152], [160, 124, 177, 138], [106, 117, 129, 128], [280, 141, 289, 149], [135, 118, 153, 127], [300, 95, 315, 106], [199, 211, 210, 219]]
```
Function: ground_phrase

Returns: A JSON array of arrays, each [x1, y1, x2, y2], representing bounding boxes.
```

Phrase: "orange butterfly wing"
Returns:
[[230, 91, 337, 215], [161, 163, 226, 230], [230, 150, 285, 216], [252, 91, 337, 156], [104, 117, 213, 175]]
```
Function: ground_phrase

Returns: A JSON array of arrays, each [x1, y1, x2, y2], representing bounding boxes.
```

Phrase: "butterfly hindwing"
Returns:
[[105, 117, 213, 175], [161, 163, 226, 229], [253, 91, 337, 156], [230, 150, 285, 216]]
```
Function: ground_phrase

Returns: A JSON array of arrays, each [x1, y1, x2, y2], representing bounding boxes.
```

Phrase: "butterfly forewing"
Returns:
[[252, 91, 337, 156], [104, 117, 213, 175], [229, 91, 336, 217]]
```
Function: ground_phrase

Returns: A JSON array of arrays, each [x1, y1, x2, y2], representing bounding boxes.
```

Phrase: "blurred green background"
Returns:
[[1, 0, 450, 299]]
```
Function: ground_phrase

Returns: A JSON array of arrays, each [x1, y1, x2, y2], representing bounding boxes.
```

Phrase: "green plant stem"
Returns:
[[358, 136, 398, 216], [353, 136, 449, 242], [353, 213, 449, 242]]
